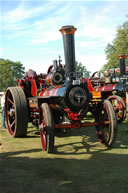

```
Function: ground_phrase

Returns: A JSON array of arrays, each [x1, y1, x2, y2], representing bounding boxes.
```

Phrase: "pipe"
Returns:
[[59, 25, 77, 75], [118, 54, 127, 76]]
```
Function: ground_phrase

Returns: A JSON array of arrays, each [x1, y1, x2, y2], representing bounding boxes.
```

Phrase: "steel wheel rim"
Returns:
[[96, 108, 111, 144], [40, 107, 47, 150], [6, 90, 16, 135]]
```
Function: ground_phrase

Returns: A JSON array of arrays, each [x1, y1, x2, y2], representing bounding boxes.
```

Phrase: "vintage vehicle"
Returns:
[[5, 25, 118, 153], [90, 55, 128, 122]]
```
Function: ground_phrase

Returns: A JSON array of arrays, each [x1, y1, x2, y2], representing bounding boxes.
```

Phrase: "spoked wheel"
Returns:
[[95, 100, 118, 147], [39, 103, 54, 153], [108, 95, 126, 123], [5, 87, 28, 137]]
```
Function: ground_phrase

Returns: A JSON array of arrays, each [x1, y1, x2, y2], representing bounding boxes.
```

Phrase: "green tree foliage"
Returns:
[[102, 18, 128, 71], [75, 61, 91, 78], [0, 59, 25, 91]]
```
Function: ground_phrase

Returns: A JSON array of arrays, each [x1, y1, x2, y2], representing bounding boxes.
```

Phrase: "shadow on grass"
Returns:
[[54, 134, 110, 155], [25, 133, 40, 138], [0, 145, 128, 193], [24, 127, 40, 138], [1, 120, 128, 193], [55, 121, 128, 154]]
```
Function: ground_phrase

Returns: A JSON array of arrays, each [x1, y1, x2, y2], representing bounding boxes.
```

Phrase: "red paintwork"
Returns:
[[65, 109, 79, 120], [45, 74, 53, 85], [118, 54, 127, 59], [49, 103, 62, 111], [95, 84, 116, 92], [108, 67, 128, 73], [33, 109, 39, 112], [84, 79, 95, 91], [50, 85, 62, 96], [31, 79, 37, 96], [40, 85, 62, 97], [55, 120, 109, 129]]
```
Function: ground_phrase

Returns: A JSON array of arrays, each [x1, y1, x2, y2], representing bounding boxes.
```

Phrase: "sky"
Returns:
[[1, 0, 128, 75]]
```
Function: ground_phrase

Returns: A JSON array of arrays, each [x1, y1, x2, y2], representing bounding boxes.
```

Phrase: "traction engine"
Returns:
[[90, 55, 128, 123], [5, 26, 118, 153]]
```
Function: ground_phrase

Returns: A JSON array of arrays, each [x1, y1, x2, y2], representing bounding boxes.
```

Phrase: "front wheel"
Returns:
[[95, 100, 118, 147], [108, 95, 126, 123], [39, 103, 54, 153]]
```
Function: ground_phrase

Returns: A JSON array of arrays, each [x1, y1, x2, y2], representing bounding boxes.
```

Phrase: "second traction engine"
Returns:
[[5, 25, 118, 153], [91, 54, 127, 123]]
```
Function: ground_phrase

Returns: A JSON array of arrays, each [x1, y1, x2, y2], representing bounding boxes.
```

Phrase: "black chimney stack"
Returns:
[[118, 54, 127, 76], [59, 25, 77, 75]]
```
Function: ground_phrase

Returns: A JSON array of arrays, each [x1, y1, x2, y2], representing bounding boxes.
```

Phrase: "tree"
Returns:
[[75, 61, 91, 78], [0, 59, 25, 91], [102, 17, 128, 71]]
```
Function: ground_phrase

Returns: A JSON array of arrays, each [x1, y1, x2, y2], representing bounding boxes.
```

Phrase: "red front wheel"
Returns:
[[108, 95, 126, 123], [39, 103, 54, 153], [95, 100, 118, 147]]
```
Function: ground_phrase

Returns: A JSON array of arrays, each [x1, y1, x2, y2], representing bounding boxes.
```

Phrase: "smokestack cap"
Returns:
[[118, 54, 127, 59], [59, 25, 77, 35]]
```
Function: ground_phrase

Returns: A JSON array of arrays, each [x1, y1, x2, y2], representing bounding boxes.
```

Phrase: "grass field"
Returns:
[[0, 112, 128, 193]]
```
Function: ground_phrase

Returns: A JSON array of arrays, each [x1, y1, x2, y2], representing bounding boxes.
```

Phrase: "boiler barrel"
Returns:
[[41, 83, 89, 113]]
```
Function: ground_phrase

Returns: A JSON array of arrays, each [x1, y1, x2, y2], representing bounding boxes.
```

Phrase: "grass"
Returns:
[[0, 112, 128, 193]]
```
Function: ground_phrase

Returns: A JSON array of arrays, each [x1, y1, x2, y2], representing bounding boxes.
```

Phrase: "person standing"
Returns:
[[1, 92, 6, 130]]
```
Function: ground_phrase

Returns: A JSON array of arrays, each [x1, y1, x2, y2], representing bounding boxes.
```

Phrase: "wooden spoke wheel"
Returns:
[[108, 95, 126, 123], [95, 100, 118, 147], [39, 103, 54, 153], [5, 87, 28, 137]]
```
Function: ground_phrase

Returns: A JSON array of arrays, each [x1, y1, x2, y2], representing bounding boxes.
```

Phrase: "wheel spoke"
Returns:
[[7, 97, 14, 105], [105, 130, 110, 138], [11, 119, 16, 128]]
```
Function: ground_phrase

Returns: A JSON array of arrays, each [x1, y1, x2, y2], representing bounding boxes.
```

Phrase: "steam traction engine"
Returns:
[[5, 26, 118, 153], [90, 55, 128, 122]]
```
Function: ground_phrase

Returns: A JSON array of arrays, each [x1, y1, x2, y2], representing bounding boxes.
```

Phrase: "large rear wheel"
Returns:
[[95, 100, 118, 147], [5, 87, 28, 137], [39, 103, 54, 153]]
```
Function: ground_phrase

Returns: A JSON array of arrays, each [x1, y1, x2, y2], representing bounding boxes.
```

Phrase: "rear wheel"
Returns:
[[5, 87, 28, 137], [108, 95, 126, 123], [39, 103, 54, 153], [95, 100, 118, 147]]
